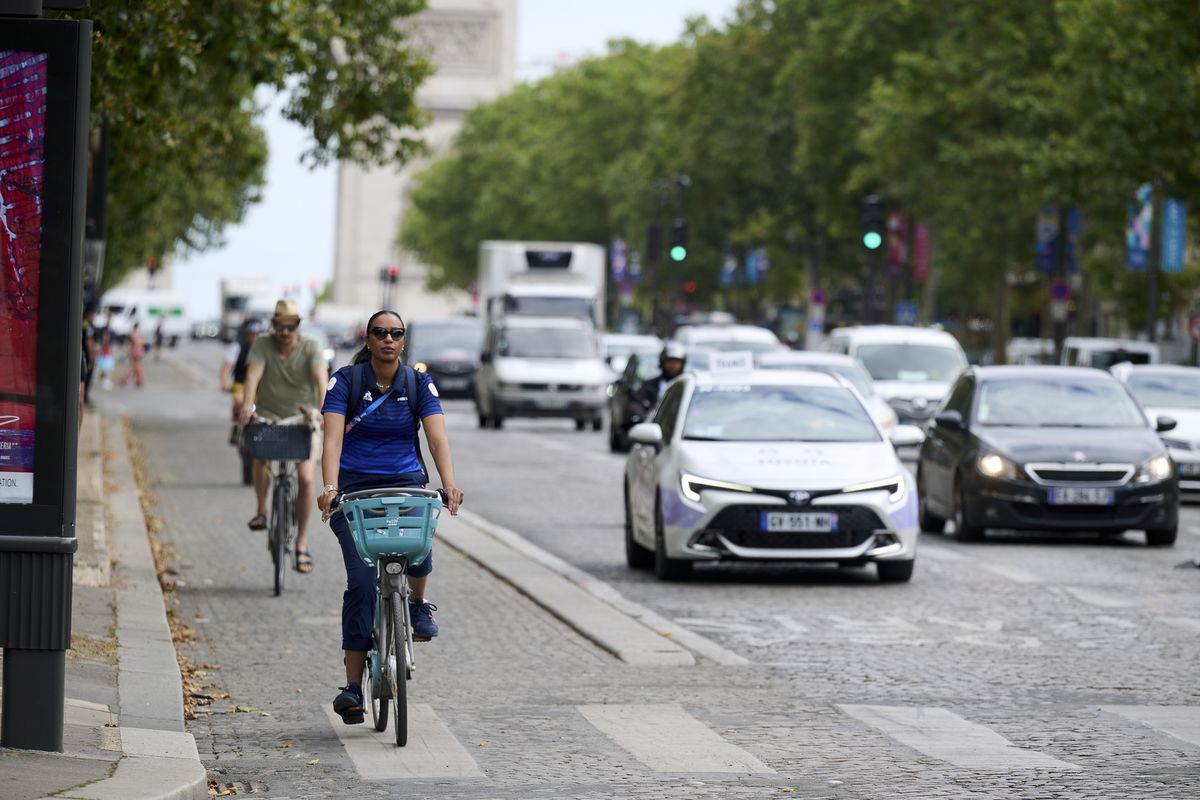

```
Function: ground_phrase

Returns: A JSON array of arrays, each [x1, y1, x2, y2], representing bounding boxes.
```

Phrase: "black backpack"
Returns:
[[345, 362, 428, 478]]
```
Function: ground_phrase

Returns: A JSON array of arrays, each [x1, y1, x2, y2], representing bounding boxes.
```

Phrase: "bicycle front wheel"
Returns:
[[270, 478, 288, 597], [391, 591, 407, 747]]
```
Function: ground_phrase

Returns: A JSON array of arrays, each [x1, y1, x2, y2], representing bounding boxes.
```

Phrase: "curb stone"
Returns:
[[59, 415, 208, 800], [438, 508, 746, 667]]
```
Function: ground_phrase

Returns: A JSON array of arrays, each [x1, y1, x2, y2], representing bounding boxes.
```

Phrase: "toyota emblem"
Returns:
[[1072, 451, 1088, 463], [788, 490, 811, 506]]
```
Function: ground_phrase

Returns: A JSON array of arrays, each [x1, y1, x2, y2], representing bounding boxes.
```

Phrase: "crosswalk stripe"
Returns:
[[577, 704, 774, 774], [1102, 705, 1200, 748], [839, 705, 1080, 770], [322, 703, 484, 780], [1160, 616, 1200, 633], [1064, 587, 1135, 609]]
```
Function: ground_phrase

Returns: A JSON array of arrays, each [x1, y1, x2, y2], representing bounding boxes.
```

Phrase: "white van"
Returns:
[[1061, 337, 1159, 369], [825, 325, 968, 425], [474, 316, 608, 431]]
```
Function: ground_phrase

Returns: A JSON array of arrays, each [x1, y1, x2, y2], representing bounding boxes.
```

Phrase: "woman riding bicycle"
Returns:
[[318, 309, 464, 724]]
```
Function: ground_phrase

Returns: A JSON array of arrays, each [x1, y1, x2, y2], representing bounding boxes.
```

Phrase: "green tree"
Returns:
[[63, 1, 433, 288]]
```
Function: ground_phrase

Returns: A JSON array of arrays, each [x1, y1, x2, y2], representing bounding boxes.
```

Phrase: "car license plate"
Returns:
[[438, 378, 468, 390], [1048, 487, 1115, 506], [1180, 463, 1200, 477], [534, 398, 569, 410], [761, 512, 839, 533]]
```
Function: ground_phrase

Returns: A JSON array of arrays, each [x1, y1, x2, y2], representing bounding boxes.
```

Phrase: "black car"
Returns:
[[404, 317, 484, 399], [917, 366, 1179, 545], [607, 352, 663, 452]]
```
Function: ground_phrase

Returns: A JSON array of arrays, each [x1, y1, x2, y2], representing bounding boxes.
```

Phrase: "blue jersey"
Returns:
[[322, 364, 443, 476]]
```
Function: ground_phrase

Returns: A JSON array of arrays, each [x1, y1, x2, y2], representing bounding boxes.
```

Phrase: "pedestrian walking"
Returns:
[[118, 323, 146, 388], [154, 319, 165, 360], [317, 308, 463, 725]]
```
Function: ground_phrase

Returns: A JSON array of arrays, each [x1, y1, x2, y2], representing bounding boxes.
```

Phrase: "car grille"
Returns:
[[708, 504, 885, 550], [1026, 464, 1133, 485], [518, 383, 583, 392]]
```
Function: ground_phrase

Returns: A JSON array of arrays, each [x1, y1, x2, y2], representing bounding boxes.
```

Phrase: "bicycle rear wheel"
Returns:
[[271, 478, 288, 596], [391, 591, 407, 747]]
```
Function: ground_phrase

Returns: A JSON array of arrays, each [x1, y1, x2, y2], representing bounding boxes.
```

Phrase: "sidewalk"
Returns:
[[0, 412, 206, 800]]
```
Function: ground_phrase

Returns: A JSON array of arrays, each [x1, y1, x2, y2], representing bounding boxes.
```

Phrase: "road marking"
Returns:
[[979, 564, 1042, 584], [1064, 587, 1136, 609], [918, 546, 973, 563], [838, 705, 1079, 770], [322, 703, 484, 780], [1102, 706, 1200, 748], [1160, 616, 1200, 633], [578, 704, 774, 774]]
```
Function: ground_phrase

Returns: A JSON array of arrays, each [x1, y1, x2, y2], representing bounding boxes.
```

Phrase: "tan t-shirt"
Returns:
[[247, 334, 324, 418]]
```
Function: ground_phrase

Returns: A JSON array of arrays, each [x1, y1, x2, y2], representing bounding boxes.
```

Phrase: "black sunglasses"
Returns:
[[275, 322, 299, 333], [370, 326, 406, 341]]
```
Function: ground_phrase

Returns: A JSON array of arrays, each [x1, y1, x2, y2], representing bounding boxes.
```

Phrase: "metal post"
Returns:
[[1147, 178, 1162, 342], [2, 650, 66, 750], [1053, 204, 1068, 361]]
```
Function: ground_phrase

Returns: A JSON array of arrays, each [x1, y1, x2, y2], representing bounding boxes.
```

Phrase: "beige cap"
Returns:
[[273, 299, 301, 322]]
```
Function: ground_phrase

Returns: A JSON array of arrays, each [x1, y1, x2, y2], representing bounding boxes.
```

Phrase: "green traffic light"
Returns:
[[670, 245, 687, 261], [863, 231, 883, 250]]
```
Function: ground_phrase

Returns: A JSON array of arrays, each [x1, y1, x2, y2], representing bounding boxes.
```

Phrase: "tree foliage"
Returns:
[[402, 0, 1200, 344], [63, 0, 432, 288]]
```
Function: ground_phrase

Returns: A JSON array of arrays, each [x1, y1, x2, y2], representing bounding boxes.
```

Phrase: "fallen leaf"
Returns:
[[231, 705, 258, 713], [307, 758, 320, 766]]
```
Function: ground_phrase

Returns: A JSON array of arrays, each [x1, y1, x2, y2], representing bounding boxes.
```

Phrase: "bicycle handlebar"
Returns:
[[331, 487, 447, 512]]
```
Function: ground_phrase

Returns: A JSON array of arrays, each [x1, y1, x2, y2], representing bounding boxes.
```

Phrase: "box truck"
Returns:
[[478, 241, 605, 328]]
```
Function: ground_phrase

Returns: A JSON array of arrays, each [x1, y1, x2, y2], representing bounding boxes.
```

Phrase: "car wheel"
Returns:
[[1145, 525, 1178, 547], [625, 483, 653, 570], [492, 415, 504, 430], [609, 424, 622, 452], [654, 499, 692, 581], [592, 417, 603, 432], [477, 412, 488, 429], [877, 559, 915, 583], [954, 481, 986, 542], [917, 469, 946, 534], [575, 418, 586, 432]]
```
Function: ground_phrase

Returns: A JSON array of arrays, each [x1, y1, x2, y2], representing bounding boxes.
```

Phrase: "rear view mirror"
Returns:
[[889, 424, 926, 448], [1157, 416, 1178, 433], [628, 422, 664, 449]]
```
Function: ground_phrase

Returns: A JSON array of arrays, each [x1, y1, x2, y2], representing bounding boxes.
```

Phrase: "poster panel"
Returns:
[[0, 51, 47, 505]]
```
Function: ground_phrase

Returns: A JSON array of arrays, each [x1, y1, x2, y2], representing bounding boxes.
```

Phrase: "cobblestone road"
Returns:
[[102, 342, 1200, 798]]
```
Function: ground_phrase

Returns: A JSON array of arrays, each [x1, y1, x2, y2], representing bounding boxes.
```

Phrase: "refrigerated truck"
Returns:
[[99, 290, 189, 345], [478, 241, 606, 329]]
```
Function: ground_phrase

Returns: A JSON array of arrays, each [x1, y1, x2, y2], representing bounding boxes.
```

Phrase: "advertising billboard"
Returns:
[[0, 50, 46, 504]]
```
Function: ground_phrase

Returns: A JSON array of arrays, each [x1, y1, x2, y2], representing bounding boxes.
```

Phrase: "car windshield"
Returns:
[[1126, 372, 1200, 410], [759, 362, 873, 396], [1090, 349, 1153, 369], [500, 327, 596, 359], [683, 385, 881, 443], [977, 378, 1148, 427], [410, 325, 483, 360], [856, 343, 965, 382], [503, 296, 594, 319]]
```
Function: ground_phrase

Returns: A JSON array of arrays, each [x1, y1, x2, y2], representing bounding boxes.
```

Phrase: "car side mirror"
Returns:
[[479, 351, 492, 364], [1157, 416, 1177, 433], [889, 424, 926, 448], [934, 410, 964, 431], [628, 422, 664, 449]]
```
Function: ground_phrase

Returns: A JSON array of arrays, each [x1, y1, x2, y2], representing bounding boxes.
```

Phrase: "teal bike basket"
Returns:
[[339, 494, 442, 568]]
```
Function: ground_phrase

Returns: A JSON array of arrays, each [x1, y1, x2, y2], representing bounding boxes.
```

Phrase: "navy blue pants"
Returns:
[[330, 471, 433, 651]]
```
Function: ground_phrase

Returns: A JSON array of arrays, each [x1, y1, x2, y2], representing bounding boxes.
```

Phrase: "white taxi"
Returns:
[[623, 367, 924, 582]]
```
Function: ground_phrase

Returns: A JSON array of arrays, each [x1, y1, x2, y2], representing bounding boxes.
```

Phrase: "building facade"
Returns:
[[331, 0, 517, 318]]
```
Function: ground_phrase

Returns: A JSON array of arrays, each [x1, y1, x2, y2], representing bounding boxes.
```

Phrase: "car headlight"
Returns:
[[680, 473, 754, 503], [1134, 455, 1173, 483], [842, 475, 906, 504], [977, 453, 1019, 480]]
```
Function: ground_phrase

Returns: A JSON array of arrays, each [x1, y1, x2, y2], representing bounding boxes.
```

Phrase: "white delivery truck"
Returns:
[[99, 289, 189, 346], [219, 277, 274, 341], [478, 241, 606, 328]]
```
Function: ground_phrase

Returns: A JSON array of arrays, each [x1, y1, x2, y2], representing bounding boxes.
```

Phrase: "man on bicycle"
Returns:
[[238, 299, 328, 574]]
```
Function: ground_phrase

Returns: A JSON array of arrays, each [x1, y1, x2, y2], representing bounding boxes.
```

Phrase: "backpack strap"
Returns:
[[404, 366, 430, 482], [345, 363, 368, 430]]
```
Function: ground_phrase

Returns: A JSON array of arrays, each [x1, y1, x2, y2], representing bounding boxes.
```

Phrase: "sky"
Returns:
[[173, 0, 740, 320]]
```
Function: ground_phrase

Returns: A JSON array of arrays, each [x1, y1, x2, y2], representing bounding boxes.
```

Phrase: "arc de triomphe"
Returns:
[[330, 0, 516, 317]]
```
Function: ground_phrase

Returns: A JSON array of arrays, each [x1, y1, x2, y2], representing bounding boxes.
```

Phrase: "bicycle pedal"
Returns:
[[412, 635, 432, 643]]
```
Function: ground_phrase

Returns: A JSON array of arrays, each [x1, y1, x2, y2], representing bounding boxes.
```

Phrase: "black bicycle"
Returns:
[[243, 411, 315, 596]]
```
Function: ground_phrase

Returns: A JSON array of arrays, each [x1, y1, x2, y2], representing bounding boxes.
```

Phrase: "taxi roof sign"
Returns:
[[708, 350, 755, 375]]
